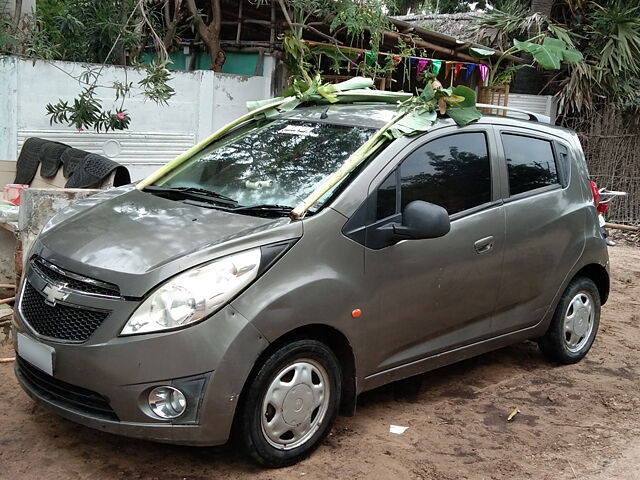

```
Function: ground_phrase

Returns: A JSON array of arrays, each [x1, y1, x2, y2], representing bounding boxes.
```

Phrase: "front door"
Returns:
[[360, 129, 505, 377]]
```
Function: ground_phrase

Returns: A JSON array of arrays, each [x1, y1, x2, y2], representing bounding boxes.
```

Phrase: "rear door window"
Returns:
[[501, 134, 559, 195], [554, 142, 571, 188]]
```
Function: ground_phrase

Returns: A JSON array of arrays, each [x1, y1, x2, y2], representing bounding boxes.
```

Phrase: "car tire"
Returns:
[[237, 339, 342, 467], [539, 276, 601, 364]]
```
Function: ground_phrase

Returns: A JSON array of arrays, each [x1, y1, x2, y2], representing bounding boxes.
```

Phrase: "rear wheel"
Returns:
[[539, 277, 601, 364], [237, 340, 341, 467]]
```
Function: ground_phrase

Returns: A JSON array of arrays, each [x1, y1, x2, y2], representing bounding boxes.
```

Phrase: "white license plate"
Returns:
[[17, 333, 55, 376]]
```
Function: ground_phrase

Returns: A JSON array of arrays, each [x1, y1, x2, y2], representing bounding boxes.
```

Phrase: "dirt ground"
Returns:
[[1, 245, 639, 480]]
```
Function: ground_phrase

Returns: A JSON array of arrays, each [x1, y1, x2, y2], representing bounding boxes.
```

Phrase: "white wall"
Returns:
[[0, 56, 275, 180], [507, 93, 556, 122], [1, 0, 36, 18]]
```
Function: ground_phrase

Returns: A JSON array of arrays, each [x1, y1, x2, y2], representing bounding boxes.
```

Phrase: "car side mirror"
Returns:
[[393, 201, 450, 240]]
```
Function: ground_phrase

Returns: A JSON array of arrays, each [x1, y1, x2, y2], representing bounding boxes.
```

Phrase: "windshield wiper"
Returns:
[[143, 186, 238, 206], [231, 204, 293, 218]]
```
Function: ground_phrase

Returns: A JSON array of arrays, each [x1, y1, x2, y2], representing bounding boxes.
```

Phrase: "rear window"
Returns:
[[502, 134, 559, 196]]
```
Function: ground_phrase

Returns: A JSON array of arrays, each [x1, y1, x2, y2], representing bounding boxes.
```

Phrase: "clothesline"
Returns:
[[303, 40, 490, 66], [303, 40, 490, 81]]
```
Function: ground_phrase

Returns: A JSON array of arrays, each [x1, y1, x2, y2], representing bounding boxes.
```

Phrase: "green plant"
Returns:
[[556, 1, 640, 115], [476, 0, 640, 116], [45, 86, 131, 132], [470, 35, 582, 85], [0, 17, 18, 53], [261, 0, 393, 83], [137, 60, 176, 105], [475, 2, 547, 51], [2, 0, 178, 132]]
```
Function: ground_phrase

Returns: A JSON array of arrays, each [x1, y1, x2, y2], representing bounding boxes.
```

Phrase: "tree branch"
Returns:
[[277, 0, 295, 34], [211, 0, 221, 36], [290, 23, 343, 45], [186, 0, 211, 42], [138, 0, 169, 64], [163, 0, 184, 49]]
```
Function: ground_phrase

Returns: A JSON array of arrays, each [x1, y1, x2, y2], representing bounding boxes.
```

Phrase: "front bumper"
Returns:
[[13, 300, 269, 446], [15, 356, 216, 445]]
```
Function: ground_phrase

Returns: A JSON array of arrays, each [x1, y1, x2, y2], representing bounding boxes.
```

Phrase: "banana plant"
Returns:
[[470, 36, 583, 85]]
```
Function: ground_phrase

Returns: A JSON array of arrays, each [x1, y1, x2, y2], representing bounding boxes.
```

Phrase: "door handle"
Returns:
[[474, 236, 494, 254]]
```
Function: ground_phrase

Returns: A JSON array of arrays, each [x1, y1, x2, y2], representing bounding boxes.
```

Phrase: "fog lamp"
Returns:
[[148, 386, 187, 419]]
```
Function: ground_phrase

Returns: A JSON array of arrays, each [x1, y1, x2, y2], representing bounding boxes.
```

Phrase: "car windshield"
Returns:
[[153, 119, 375, 212]]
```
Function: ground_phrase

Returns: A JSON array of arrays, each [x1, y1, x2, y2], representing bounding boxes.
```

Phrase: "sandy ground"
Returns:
[[1, 245, 639, 480]]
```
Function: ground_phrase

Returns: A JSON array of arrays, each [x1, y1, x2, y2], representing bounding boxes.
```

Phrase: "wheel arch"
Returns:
[[574, 263, 610, 305], [237, 324, 358, 421]]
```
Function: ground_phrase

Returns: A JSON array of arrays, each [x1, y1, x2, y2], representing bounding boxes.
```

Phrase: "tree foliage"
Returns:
[[269, 0, 395, 82], [0, 0, 177, 132], [477, 0, 640, 115]]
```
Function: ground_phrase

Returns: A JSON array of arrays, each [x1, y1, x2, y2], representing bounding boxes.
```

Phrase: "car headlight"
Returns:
[[121, 248, 261, 335]]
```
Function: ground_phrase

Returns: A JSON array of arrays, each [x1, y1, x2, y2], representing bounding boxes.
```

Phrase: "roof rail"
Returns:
[[476, 103, 552, 124]]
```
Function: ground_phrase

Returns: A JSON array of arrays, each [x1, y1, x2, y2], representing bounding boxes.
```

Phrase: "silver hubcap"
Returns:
[[563, 291, 595, 352], [260, 359, 330, 450]]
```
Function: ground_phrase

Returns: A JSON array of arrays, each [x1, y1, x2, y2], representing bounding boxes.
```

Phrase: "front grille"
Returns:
[[16, 356, 118, 421], [21, 282, 109, 342], [31, 256, 120, 297]]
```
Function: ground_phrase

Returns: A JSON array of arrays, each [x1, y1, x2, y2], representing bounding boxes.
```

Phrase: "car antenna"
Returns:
[[320, 107, 330, 119]]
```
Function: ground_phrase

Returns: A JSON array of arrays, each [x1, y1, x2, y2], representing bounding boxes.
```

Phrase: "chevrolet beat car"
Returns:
[[13, 104, 609, 467]]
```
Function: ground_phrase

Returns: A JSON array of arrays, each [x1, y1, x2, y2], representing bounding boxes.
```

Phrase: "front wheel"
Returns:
[[539, 277, 601, 364], [237, 340, 342, 467]]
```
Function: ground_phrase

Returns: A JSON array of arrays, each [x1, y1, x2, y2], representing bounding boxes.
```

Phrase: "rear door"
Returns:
[[491, 128, 586, 335], [354, 127, 506, 375]]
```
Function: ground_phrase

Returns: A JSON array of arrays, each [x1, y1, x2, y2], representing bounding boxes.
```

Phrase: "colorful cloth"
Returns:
[[479, 64, 489, 82], [466, 63, 476, 79], [417, 59, 429, 75], [453, 63, 464, 80]]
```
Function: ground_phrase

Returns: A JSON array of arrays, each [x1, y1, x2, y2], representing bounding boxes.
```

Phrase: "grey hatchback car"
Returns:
[[13, 104, 609, 467]]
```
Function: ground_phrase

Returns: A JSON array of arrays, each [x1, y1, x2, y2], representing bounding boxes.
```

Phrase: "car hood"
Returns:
[[34, 187, 301, 296]]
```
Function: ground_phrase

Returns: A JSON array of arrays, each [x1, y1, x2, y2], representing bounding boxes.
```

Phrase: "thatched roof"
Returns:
[[392, 13, 482, 44]]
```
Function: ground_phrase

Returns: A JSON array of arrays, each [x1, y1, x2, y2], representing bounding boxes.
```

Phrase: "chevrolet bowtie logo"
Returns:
[[42, 283, 70, 306]]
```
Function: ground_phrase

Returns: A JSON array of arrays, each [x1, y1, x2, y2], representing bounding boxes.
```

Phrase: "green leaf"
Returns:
[[333, 90, 413, 104], [443, 95, 466, 105], [451, 85, 476, 108], [469, 47, 496, 59], [562, 49, 583, 63], [446, 106, 482, 127], [514, 38, 561, 70], [278, 97, 302, 112], [389, 109, 437, 138], [434, 87, 453, 98], [419, 83, 434, 101], [332, 76, 375, 91], [542, 37, 566, 49], [247, 97, 285, 111], [513, 37, 582, 70]]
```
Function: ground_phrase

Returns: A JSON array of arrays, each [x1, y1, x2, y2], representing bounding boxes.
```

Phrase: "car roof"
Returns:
[[282, 103, 576, 139], [282, 104, 399, 129]]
